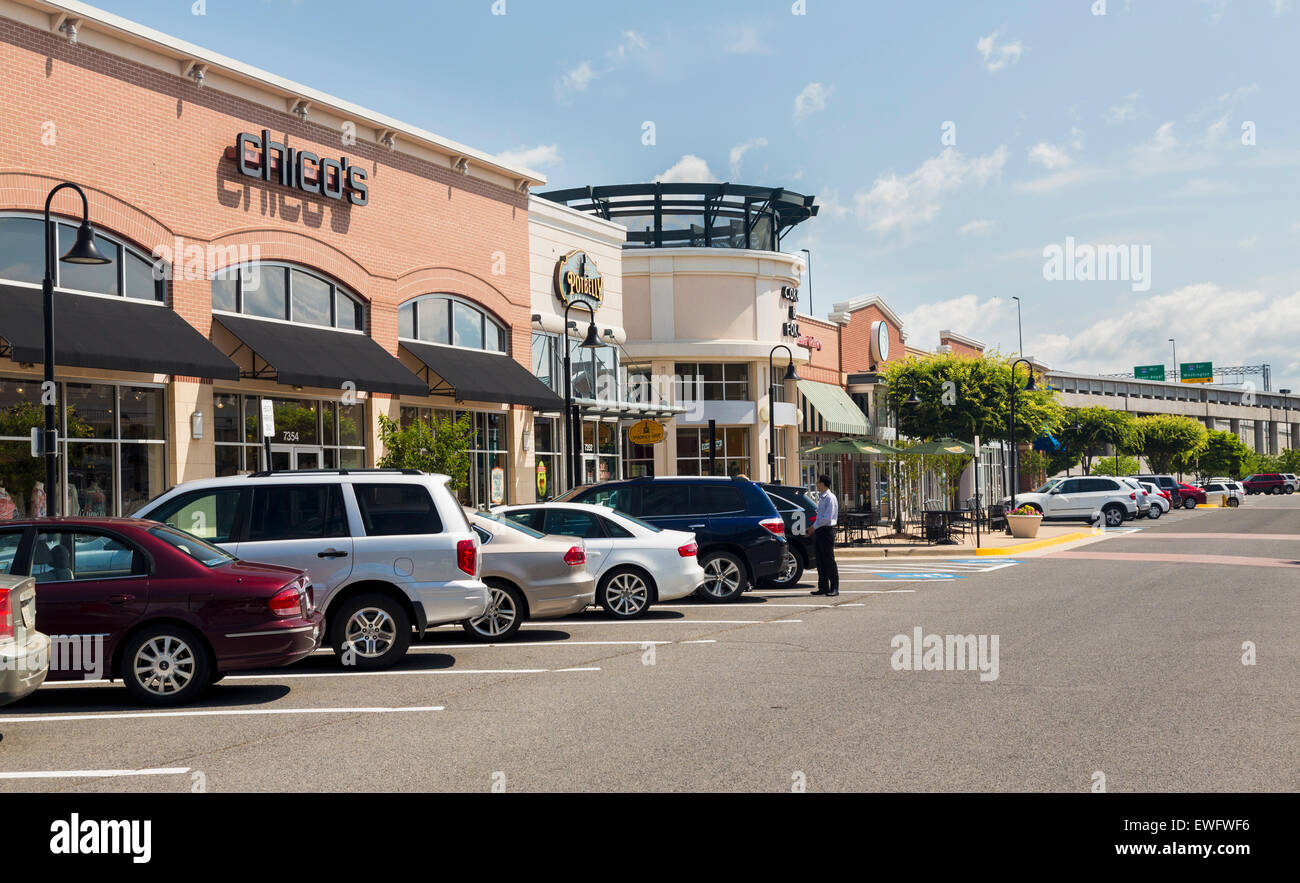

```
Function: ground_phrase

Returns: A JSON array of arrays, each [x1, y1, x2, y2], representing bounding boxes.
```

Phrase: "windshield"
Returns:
[[148, 525, 237, 567], [608, 511, 662, 533], [1033, 479, 1062, 494], [473, 510, 546, 539]]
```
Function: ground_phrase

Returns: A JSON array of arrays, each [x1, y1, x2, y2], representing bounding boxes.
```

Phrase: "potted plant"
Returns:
[[1005, 504, 1043, 538]]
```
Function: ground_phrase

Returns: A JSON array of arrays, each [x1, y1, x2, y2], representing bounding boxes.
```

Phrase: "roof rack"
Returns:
[[248, 468, 424, 478]]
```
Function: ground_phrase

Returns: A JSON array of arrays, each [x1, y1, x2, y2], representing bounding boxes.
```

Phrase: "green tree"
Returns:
[[1057, 406, 1143, 475], [1092, 455, 1141, 476], [881, 353, 1062, 444], [1194, 430, 1253, 479], [376, 412, 475, 491], [1137, 414, 1208, 475]]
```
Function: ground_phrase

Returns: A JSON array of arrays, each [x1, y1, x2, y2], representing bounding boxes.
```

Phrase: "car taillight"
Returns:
[[457, 538, 477, 576], [563, 545, 586, 566], [0, 588, 13, 640], [677, 541, 698, 557], [808, 513, 816, 525], [760, 517, 785, 536], [1130, 492, 1136, 500], [269, 587, 301, 618]]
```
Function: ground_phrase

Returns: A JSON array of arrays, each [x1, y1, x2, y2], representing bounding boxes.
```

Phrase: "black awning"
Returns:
[[0, 283, 239, 379], [401, 341, 564, 409], [215, 314, 428, 396]]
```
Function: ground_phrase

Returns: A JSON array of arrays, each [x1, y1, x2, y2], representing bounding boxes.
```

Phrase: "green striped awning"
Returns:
[[797, 380, 869, 435]]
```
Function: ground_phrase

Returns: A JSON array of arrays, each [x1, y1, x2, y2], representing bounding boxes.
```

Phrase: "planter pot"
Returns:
[[1006, 513, 1043, 539]]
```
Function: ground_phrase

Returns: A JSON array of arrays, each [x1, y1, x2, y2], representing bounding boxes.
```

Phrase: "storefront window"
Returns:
[[400, 295, 506, 353], [622, 429, 655, 478], [119, 386, 164, 439], [401, 408, 508, 508], [534, 417, 560, 501], [211, 263, 364, 330], [0, 216, 165, 300], [676, 426, 750, 477], [675, 362, 750, 402], [213, 393, 365, 476]]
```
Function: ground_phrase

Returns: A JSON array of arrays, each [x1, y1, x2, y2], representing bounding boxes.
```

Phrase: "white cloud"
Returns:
[[959, 219, 997, 236], [901, 295, 1008, 352], [817, 188, 853, 220], [1107, 90, 1140, 124], [559, 61, 595, 94], [654, 154, 719, 183], [496, 144, 561, 170], [729, 137, 768, 178], [1274, 0, 1292, 15], [794, 82, 832, 118], [1167, 177, 1236, 198], [1131, 122, 1216, 175], [976, 30, 1023, 72], [1028, 142, 1073, 170], [725, 24, 768, 54], [1029, 283, 1300, 381], [854, 146, 1008, 237], [608, 30, 648, 60], [1014, 166, 1103, 195]]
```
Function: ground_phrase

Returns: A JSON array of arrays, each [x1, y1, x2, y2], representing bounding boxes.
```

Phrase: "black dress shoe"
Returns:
[[810, 590, 826, 596], [825, 591, 839, 597]]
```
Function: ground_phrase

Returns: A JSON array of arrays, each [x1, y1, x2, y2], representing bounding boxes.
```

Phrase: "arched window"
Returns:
[[398, 294, 506, 352], [211, 262, 364, 330], [0, 213, 166, 301]]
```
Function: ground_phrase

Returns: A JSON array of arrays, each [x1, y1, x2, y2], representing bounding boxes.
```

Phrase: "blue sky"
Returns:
[[94, 0, 1300, 387]]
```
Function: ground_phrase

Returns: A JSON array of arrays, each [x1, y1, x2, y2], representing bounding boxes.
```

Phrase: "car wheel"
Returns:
[[1147, 505, 1162, 519], [597, 568, 652, 619], [1183, 497, 1197, 509], [1273, 486, 1283, 495], [121, 624, 212, 706], [696, 551, 749, 602], [330, 593, 411, 669], [1287, 487, 1295, 495], [763, 548, 805, 589], [463, 582, 525, 641], [1227, 496, 1240, 507], [1102, 504, 1125, 527]]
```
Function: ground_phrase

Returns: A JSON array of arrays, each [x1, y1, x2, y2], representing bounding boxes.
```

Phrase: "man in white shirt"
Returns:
[[812, 474, 839, 597]]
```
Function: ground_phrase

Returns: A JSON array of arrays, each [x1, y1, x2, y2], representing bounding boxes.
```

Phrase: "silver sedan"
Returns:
[[461, 510, 596, 641]]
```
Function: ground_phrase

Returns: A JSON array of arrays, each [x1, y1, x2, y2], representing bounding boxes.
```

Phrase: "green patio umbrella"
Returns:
[[901, 437, 975, 456], [805, 437, 902, 456]]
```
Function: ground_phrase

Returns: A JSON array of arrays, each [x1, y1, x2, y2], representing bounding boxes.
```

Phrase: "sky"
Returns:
[[90, 0, 1300, 388]]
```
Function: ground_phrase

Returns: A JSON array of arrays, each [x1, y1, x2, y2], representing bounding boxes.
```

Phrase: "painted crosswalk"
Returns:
[[835, 558, 1022, 581]]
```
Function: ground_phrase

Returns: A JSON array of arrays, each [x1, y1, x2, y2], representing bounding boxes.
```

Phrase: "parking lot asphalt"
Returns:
[[1, 497, 1296, 793]]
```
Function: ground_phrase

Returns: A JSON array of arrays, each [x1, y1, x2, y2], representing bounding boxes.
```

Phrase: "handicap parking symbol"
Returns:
[[876, 572, 963, 580]]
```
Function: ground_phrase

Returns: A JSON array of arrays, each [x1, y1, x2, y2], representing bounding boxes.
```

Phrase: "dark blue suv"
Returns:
[[559, 477, 787, 602]]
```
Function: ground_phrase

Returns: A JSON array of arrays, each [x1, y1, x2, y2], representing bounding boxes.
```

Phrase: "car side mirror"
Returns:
[[1049, 488, 1060, 494]]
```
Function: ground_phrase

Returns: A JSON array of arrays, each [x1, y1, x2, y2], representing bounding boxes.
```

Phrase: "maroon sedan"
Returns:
[[1175, 482, 1207, 509], [0, 517, 323, 705]]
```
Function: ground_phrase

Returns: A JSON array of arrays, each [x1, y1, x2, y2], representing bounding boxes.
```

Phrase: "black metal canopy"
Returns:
[[401, 341, 563, 409], [536, 183, 819, 250], [0, 283, 239, 379], [215, 314, 428, 396]]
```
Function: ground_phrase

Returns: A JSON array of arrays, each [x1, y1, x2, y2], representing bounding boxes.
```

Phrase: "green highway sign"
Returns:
[[1134, 365, 1166, 381], [1180, 361, 1213, 383]]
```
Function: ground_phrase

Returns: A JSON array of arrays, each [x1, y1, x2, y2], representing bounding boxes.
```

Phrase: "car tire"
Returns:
[[1102, 504, 1125, 527], [1273, 486, 1283, 495], [120, 624, 213, 706], [696, 551, 749, 602], [1287, 487, 1295, 495], [763, 548, 805, 589], [1227, 497, 1240, 507], [462, 581, 526, 641], [597, 568, 653, 619], [330, 593, 411, 669], [1183, 497, 1197, 509], [1147, 505, 1162, 520]]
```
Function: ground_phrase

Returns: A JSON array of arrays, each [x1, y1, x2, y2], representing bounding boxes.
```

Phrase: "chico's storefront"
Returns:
[[0, 1, 556, 517]]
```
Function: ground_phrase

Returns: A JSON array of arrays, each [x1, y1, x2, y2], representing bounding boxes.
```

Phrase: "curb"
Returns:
[[973, 527, 1103, 556]]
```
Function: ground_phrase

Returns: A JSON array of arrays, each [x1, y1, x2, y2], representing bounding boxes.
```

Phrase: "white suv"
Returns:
[[1002, 476, 1138, 527], [134, 470, 488, 668]]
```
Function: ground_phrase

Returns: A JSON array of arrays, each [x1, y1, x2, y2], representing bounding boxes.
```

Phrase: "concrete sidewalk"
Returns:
[[833, 522, 1104, 558]]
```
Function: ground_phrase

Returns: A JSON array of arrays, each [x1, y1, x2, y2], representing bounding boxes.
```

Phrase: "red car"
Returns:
[[1175, 482, 1207, 509], [0, 517, 323, 705]]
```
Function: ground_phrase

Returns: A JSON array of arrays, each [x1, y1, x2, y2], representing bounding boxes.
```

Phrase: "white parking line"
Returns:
[[660, 602, 846, 608], [0, 767, 191, 780], [0, 706, 446, 723], [312, 640, 675, 654], [470, 618, 805, 626], [36, 667, 602, 687]]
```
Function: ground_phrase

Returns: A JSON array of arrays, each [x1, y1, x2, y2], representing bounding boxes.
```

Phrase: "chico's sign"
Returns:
[[230, 130, 369, 206]]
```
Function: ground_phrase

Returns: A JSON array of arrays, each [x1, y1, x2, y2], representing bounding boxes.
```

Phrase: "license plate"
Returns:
[[20, 601, 34, 630]]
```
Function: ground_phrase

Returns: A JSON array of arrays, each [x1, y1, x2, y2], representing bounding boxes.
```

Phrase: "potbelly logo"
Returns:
[[554, 250, 604, 307], [229, 130, 369, 206]]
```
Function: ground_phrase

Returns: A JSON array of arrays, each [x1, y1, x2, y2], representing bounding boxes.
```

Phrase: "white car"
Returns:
[[493, 502, 704, 619], [134, 469, 490, 669], [1199, 480, 1244, 507], [1001, 475, 1138, 527], [1137, 481, 1169, 518], [1118, 477, 1153, 518]]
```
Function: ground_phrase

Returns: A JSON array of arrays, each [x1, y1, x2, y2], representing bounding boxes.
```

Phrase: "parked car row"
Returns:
[[1, 472, 795, 708], [1000, 471, 1245, 525], [1241, 473, 1298, 495]]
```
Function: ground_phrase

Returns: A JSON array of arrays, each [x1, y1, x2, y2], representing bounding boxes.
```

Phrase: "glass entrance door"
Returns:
[[269, 446, 323, 471]]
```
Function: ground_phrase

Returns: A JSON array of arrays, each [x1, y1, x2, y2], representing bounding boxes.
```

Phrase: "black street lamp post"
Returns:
[[767, 345, 799, 483], [1007, 357, 1036, 533], [41, 182, 110, 517], [561, 299, 601, 491]]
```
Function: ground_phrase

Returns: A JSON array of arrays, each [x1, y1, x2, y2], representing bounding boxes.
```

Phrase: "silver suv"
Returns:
[[134, 470, 488, 669]]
